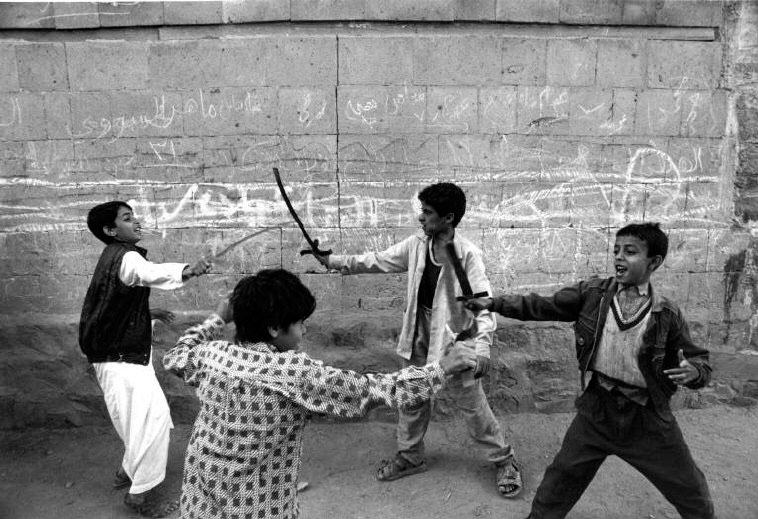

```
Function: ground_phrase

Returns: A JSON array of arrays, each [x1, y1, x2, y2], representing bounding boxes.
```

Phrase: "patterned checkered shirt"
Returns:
[[164, 314, 447, 519]]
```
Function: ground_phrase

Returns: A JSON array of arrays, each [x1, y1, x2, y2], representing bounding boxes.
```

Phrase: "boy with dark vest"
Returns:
[[467, 222, 714, 519], [79, 201, 211, 517]]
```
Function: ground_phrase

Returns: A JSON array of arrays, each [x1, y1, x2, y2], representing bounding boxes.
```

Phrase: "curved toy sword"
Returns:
[[273, 167, 332, 257]]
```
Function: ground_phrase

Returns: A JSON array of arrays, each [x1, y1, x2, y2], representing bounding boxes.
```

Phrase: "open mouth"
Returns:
[[615, 265, 627, 276]]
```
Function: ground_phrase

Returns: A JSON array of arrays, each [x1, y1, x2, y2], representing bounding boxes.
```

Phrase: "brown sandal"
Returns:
[[375, 454, 427, 481]]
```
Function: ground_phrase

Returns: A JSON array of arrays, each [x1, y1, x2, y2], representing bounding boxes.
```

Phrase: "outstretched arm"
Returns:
[[289, 343, 476, 418], [120, 251, 209, 289]]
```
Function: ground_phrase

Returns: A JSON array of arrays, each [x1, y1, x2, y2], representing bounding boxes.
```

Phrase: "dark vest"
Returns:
[[79, 242, 152, 365]]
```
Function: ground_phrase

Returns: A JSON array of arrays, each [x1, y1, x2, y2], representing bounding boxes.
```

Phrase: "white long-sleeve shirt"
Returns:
[[119, 250, 187, 289], [328, 233, 496, 361]]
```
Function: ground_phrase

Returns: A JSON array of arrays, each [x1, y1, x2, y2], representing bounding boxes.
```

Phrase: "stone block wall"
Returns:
[[1, 0, 757, 428]]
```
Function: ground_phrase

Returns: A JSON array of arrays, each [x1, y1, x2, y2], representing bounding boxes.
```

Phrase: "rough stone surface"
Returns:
[[0, 2, 757, 429]]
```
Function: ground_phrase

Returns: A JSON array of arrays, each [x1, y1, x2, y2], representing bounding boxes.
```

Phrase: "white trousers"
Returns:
[[94, 357, 174, 494]]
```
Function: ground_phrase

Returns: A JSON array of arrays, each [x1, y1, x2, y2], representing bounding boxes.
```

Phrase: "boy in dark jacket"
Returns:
[[466, 222, 714, 519], [79, 201, 211, 517]]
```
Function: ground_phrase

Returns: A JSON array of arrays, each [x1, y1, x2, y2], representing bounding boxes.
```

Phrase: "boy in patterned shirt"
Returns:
[[163, 268, 477, 519]]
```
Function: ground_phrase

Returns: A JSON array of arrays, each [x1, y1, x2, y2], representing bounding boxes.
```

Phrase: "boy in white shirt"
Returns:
[[79, 201, 211, 517]]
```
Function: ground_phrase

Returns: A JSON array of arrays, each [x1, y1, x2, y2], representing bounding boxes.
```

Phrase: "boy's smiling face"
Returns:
[[614, 235, 662, 287], [105, 206, 143, 244]]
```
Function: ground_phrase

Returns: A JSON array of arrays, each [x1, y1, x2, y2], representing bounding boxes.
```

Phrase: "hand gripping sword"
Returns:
[[273, 167, 332, 257]]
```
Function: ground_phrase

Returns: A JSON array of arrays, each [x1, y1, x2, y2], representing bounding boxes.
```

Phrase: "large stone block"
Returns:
[[620, 0, 656, 25], [66, 42, 149, 91], [668, 137, 726, 182], [264, 36, 337, 86], [131, 137, 205, 183], [454, 0, 495, 21], [605, 89, 637, 137], [558, 0, 624, 25], [338, 182, 424, 228], [339, 35, 414, 85], [0, 93, 47, 141], [496, 0, 559, 23], [338, 134, 439, 182], [546, 39, 597, 87], [0, 141, 24, 178], [217, 39, 268, 87], [439, 134, 542, 182], [365, 0, 456, 21], [338, 85, 427, 134], [108, 90, 184, 139], [426, 86, 478, 134], [596, 39, 645, 88], [656, 0, 723, 28], [0, 44, 19, 92], [18, 139, 76, 183], [291, 0, 366, 20], [53, 2, 100, 29], [647, 41, 723, 90], [0, 3, 54, 29], [517, 86, 571, 136], [277, 87, 336, 135], [634, 89, 682, 137], [203, 134, 336, 183], [567, 88, 613, 136], [501, 38, 547, 86], [17, 43, 68, 92], [222, 0, 289, 22], [181, 87, 278, 136], [68, 91, 111, 141], [148, 41, 224, 90], [164, 1, 223, 25], [98, 1, 165, 27], [413, 35, 502, 85], [679, 89, 729, 138]]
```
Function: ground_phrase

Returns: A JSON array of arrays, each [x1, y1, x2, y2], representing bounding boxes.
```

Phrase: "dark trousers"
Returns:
[[529, 383, 714, 519]]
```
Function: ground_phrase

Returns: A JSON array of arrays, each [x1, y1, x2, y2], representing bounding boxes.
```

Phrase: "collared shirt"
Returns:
[[328, 233, 496, 361], [163, 315, 447, 519]]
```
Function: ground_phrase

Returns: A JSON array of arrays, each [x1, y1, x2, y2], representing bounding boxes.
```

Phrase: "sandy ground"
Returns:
[[1, 405, 756, 519]]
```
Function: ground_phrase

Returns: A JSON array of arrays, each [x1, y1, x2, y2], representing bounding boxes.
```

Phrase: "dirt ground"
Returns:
[[1, 405, 756, 519]]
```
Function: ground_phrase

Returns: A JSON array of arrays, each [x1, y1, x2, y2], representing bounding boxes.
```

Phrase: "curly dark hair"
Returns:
[[418, 182, 467, 227], [231, 269, 316, 344]]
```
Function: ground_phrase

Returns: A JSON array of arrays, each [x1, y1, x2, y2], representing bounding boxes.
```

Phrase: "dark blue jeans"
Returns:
[[529, 382, 714, 519]]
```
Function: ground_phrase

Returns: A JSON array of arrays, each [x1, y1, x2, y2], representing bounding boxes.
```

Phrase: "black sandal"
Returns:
[[496, 459, 523, 498], [375, 454, 427, 481]]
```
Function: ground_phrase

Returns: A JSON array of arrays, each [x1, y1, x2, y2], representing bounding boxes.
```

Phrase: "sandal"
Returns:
[[496, 459, 523, 498], [124, 491, 179, 518], [375, 454, 427, 482], [113, 468, 131, 490]]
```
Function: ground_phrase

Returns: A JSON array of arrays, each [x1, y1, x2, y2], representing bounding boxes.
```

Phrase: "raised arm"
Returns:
[[163, 313, 225, 386]]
